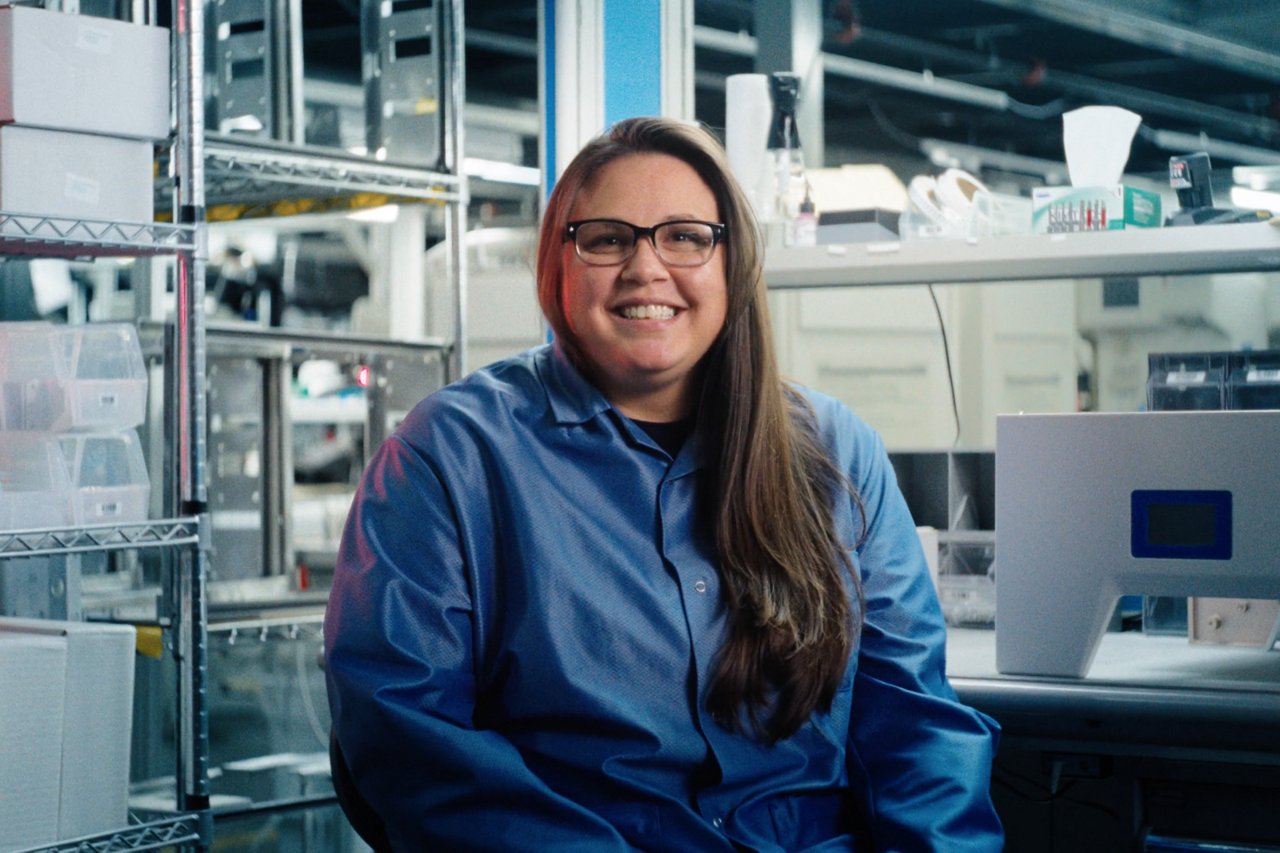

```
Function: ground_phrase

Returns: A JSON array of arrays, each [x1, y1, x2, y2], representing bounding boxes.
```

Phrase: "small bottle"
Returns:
[[793, 183, 817, 246]]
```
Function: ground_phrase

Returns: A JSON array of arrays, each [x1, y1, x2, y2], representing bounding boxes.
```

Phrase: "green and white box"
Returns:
[[1031, 184, 1162, 234]]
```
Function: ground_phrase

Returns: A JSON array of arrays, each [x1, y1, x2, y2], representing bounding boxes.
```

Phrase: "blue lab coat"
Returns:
[[324, 343, 1002, 851]]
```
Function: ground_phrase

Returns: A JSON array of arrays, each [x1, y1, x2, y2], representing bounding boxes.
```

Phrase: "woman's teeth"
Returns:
[[619, 305, 676, 320]]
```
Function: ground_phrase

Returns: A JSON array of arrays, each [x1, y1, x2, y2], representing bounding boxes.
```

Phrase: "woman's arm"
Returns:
[[323, 433, 632, 851], [838, 415, 1004, 852]]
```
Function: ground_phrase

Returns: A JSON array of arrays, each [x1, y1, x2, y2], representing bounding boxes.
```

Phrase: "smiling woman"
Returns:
[[556, 152, 728, 421], [324, 116, 1004, 852]]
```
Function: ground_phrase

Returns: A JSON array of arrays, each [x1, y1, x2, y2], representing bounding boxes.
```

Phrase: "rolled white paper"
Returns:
[[725, 73, 772, 214]]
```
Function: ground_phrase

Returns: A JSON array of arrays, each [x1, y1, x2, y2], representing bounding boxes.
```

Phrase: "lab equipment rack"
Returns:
[[0, 0, 466, 850]]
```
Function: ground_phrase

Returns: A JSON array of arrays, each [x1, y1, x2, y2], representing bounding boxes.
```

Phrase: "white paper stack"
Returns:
[[0, 618, 136, 844]]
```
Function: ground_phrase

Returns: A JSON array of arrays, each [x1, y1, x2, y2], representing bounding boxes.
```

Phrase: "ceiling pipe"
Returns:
[[694, 24, 1279, 142], [971, 0, 1280, 85]]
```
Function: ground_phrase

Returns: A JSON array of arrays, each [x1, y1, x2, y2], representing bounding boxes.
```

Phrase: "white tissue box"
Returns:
[[1031, 184, 1162, 234]]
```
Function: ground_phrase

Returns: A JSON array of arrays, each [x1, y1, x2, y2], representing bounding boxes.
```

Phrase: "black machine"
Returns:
[[1165, 152, 1272, 226]]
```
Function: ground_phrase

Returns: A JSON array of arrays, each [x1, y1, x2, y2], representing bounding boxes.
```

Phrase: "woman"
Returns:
[[324, 117, 1003, 851]]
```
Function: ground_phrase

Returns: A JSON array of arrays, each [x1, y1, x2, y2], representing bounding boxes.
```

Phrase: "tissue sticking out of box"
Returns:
[[1062, 106, 1142, 187]]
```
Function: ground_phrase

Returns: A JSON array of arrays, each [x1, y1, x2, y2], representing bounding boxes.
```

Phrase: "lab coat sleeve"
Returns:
[[323, 432, 633, 852], [838, 415, 1004, 852]]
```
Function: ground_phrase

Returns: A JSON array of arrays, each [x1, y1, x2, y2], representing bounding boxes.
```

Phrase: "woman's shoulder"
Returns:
[[395, 346, 551, 450], [787, 382, 886, 476], [789, 382, 876, 441]]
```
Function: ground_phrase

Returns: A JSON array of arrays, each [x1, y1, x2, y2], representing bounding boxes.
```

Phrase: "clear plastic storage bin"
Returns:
[[59, 431, 151, 525], [0, 322, 147, 432], [0, 322, 66, 432], [0, 432, 75, 530]]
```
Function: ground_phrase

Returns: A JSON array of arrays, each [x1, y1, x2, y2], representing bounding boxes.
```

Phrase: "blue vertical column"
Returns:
[[602, 0, 662, 128], [540, 0, 670, 192]]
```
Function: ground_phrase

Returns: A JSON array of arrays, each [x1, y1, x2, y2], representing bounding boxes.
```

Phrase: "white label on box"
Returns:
[[97, 393, 119, 408], [1167, 370, 1206, 384], [64, 173, 101, 205], [1246, 369, 1280, 383], [75, 24, 114, 55]]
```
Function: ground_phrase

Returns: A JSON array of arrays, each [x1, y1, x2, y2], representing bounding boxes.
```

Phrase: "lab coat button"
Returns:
[[712, 817, 724, 829], [694, 579, 708, 594]]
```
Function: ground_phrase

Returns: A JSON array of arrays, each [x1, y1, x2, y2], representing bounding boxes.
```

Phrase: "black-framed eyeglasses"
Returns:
[[565, 219, 726, 268]]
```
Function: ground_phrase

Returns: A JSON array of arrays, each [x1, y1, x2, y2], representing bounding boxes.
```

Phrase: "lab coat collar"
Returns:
[[536, 343, 707, 477]]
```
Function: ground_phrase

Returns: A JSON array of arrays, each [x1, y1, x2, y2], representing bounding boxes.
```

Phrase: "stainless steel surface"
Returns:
[[445, 0, 466, 378], [0, 212, 196, 258], [9, 814, 203, 853], [202, 135, 466, 202], [175, 0, 213, 828], [362, 0, 445, 168], [0, 519, 201, 559]]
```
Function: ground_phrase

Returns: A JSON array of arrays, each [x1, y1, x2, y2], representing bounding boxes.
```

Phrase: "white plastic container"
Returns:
[[0, 322, 147, 432], [0, 432, 75, 531], [59, 430, 150, 525]]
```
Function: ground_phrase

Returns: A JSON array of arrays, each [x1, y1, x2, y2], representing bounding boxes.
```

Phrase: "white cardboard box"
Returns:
[[0, 618, 136, 843], [0, 5, 169, 140], [0, 633, 67, 850], [0, 125, 154, 222]]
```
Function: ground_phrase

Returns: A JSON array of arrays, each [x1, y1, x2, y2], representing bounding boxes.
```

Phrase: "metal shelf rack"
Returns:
[[204, 135, 465, 202], [3, 0, 467, 848], [0, 212, 196, 258], [0, 518, 201, 560], [14, 814, 203, 853], [0, 1, 212, 850]]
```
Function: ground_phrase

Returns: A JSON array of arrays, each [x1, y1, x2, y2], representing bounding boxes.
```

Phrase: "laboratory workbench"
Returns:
[[947, 627, 1280, 758]]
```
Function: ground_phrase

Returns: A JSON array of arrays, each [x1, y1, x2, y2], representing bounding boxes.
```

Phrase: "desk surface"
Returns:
[[945, 628, 1280, 754], [948, 627, 1280, 691]]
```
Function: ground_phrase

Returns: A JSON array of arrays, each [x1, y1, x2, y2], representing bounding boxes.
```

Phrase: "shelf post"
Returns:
[[173, 0, 212, 839]]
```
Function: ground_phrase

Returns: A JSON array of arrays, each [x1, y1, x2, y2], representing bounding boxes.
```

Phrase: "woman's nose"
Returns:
[[620, 236, 668, 281]]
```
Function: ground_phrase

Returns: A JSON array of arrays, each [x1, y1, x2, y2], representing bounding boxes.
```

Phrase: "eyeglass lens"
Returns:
[[574, 220, 719, 266]]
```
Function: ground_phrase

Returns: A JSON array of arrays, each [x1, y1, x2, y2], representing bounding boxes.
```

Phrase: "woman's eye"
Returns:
[[666, 228, 711, 247], [585, 234, 623, 250]]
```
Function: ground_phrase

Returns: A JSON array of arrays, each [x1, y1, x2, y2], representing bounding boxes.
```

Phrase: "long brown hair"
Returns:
[[537, 117, 863, 742]]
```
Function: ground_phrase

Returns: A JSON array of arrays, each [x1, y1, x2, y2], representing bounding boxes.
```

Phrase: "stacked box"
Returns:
[[0, 632, 67, 849], [0, 618, 136, 843], [0, 5, 169, 222]]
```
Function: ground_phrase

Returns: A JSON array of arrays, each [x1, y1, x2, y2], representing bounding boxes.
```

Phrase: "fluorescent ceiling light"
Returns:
[[464, 157, 541, 186], [347, 204, 401, 223]]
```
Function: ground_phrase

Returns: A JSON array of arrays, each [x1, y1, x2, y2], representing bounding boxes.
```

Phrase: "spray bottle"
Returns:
[[764, 73, 808, 247]]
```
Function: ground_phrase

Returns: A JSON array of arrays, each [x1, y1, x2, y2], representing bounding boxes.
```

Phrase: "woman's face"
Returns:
[[562, 153, 728, 421]]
